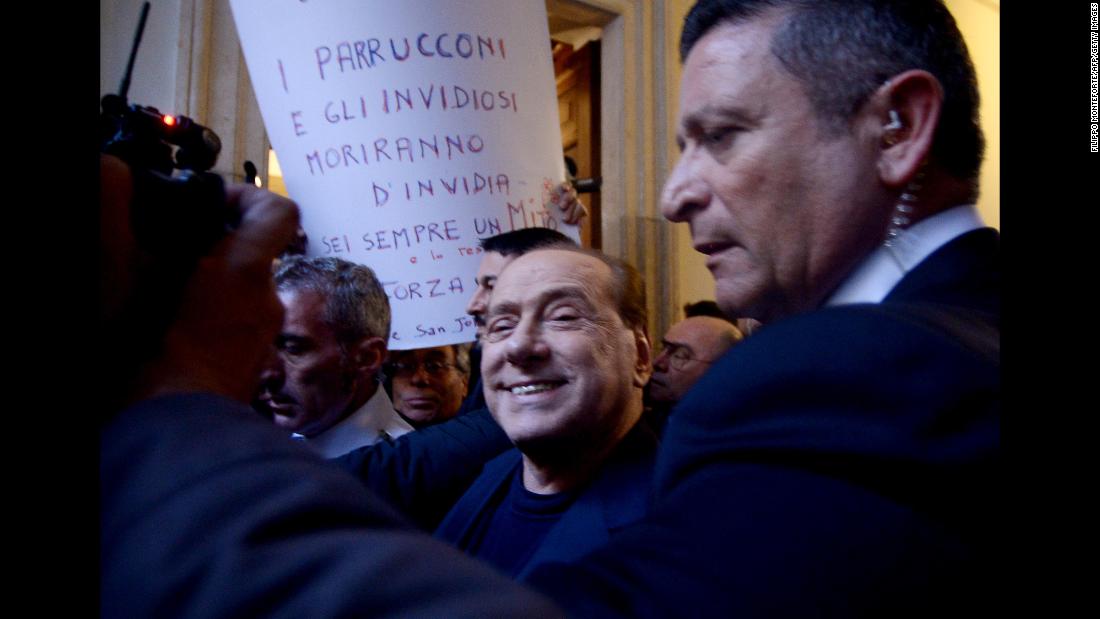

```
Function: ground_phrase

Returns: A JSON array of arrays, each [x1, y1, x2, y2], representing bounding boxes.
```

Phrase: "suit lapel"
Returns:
[[434, 450, 521, 546], [880, 227, 1000, 361], [516, 427, 658, 580], [885, 227, 999, 312]]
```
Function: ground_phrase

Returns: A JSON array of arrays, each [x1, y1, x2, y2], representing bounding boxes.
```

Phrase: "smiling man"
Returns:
[[434, 246, 657, 580], [453, 226, 578, 416]]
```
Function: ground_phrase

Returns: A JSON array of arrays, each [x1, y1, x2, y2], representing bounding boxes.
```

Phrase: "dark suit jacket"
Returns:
[[456, 343, 487, 416], [331, 406, 511, 531], [529, 228, 1000, 618], [436, 421, 658, 581], [101, 393, 564, 618], [455, 375, 488, 417]]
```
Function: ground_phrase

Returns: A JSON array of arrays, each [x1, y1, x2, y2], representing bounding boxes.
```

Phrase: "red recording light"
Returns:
[[163, 114, 176, 126]]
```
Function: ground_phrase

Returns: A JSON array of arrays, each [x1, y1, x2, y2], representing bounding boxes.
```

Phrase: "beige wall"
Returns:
[[101, 0, 268, 184], [101, 0, 182, 114], [664, 0, 713, 313], [945, 0, 1000, 230], [543, 0, 710, 341]]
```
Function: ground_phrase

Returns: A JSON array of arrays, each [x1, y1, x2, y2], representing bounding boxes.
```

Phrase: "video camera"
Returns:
[[101, 1, 235, 262]]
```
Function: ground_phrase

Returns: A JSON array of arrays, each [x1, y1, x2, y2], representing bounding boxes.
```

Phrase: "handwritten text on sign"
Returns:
[[230, 0, 574, 348]]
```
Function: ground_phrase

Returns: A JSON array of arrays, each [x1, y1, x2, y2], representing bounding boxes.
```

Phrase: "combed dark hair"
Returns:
[[683, 300, 734, 322], [608, 255, 647, 333], [274, 256, 390, 347], [680, 0, 984, 185], [479, 227, 576, 257]]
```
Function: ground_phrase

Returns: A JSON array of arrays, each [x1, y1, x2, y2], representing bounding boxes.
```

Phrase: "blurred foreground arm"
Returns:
[[100, 154, 564, 618], [101, 153, 300, 407], [332, 406, 511, 531]]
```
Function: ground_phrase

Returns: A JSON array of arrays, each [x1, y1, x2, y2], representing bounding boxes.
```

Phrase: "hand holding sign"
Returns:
[[551, 181, 588, 225]]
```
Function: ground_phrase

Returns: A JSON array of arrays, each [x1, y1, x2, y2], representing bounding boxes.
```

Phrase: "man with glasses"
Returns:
[[388, 344, 472, 428], [645, 314, 743, 432]]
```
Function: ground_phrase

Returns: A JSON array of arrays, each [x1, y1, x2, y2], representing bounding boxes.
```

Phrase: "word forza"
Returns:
[[316, 33, 507, 80]]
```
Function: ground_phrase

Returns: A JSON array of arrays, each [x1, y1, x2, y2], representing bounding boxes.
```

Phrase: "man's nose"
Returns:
[[505, 319, 550, 366], [466, 288, 488, 320], [409, 364, 432, 385], [652, 347, 672, 372], [258, 348, 284, 388], [660, 150, 710, 223]]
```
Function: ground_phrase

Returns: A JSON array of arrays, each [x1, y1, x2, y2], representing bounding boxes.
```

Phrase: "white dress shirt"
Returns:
[[825, 204, 986, 307], [295, 387, 413, 459]]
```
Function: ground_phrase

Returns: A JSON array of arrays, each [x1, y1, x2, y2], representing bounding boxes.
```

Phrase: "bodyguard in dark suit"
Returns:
[[527, 1, 999, 616]]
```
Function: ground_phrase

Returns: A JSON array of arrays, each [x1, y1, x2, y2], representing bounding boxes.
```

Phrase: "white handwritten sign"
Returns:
[[229, 0, 574, 348]]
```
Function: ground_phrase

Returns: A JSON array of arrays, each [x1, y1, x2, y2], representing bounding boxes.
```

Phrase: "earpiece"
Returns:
[[884, 110, 903, 131], [882, 110, 904, 146]]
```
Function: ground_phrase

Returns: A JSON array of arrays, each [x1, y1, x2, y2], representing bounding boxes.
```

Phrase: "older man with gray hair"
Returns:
[[256, 256, 412, 457], [435, 245, 656, 579]]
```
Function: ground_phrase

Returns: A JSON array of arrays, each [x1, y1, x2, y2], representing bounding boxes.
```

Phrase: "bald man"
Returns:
[[645, 316, 743, 432]]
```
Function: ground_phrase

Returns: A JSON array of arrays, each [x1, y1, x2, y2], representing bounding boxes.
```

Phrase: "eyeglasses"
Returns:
[[386, 360, 462, 378], [656, 342, 713, 372]]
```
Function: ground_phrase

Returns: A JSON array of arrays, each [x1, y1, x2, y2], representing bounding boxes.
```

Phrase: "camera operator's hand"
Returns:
[[152, 184, 299, 403], [550, 181, 588, 225], [104, 153, 301, 405]]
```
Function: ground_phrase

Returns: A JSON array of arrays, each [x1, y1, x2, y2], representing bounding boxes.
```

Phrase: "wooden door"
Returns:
[[553, 39, 601, 248]]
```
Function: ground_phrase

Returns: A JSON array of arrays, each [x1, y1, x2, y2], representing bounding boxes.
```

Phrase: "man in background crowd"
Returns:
[[256, 256, 413, 457], [645, 304, 744, 433], [682, 298, 761, 336], [389, 343, 471, 428]]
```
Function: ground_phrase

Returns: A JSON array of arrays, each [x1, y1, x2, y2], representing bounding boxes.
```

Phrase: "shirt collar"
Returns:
[[825, 204, 985, 307], [296, 387, 413, 458]]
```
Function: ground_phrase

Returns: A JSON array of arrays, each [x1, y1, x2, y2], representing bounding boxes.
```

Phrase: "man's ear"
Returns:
[[866, 69, 944, 188], [351, 336, 387, 378], [632, 328, 652, 389]]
